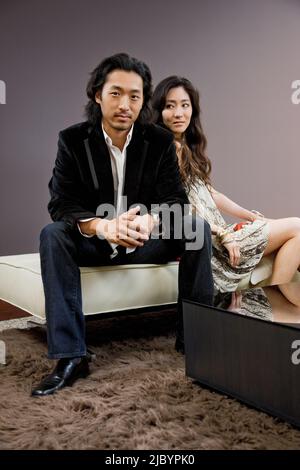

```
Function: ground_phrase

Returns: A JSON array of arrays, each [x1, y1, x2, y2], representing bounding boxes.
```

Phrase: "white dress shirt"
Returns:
[[103, 124, 133, 216], [78, 124, 134, 257]]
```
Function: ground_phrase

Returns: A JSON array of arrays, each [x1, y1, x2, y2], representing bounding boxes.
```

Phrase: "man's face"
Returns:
[[95, 69, 144, 134]]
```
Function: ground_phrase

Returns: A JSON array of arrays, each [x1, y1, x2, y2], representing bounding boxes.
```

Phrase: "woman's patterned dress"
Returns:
[[189, 180, 269, 292]]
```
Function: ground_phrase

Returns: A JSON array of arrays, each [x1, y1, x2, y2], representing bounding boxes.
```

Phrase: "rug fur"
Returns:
[[1, 309, 300, 450]]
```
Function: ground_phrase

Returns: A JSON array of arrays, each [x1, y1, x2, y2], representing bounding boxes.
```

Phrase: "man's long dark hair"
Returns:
[[85, 53, 152, 126], [152, 76, 211, 189]]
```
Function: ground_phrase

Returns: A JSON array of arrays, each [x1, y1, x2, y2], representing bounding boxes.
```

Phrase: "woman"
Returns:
[[152, 76, 300, 300]]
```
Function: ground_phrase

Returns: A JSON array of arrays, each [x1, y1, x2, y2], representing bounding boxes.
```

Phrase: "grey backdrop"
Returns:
[[0, 0, 299, 255]]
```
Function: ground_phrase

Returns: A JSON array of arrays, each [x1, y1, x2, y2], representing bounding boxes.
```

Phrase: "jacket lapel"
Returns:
[[123, 124, 149, 208], [84, 123, 149, 211], [85, 126, 115, 207]]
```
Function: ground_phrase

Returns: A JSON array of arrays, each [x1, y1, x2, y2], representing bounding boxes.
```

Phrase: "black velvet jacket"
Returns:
[[48, 121, 189, 230]]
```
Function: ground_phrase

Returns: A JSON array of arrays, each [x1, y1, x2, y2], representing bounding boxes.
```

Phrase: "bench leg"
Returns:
[[26, 319, 46, 329]]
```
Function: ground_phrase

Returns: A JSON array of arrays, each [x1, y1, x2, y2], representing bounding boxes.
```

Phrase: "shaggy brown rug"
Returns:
[[1, 309, 300, 450]]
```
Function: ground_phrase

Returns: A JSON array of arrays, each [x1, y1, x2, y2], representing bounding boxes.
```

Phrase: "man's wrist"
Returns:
[[78, 218, 101, 237]]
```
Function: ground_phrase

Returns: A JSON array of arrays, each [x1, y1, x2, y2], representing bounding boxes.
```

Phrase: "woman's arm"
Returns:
[[210, 187, 257, 222], [209, 222, 224, 236], [209, 220, 241, 267]]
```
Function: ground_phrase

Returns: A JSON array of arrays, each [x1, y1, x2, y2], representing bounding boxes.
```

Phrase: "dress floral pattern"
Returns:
[[188, 180, 269, 292]]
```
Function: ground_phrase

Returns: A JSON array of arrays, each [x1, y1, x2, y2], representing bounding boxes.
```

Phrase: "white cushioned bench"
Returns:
[[0, 254, 178, 319], [0, 253, 299, 320]]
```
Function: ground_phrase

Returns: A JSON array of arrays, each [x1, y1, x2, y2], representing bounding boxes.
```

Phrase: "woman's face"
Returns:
[[162, 86, 192, 138]]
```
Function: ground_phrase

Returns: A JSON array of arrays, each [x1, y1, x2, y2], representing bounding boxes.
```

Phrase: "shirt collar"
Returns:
[[101, 123, 134, 149]]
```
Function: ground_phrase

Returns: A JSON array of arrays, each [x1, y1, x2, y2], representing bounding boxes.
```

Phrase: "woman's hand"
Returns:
[[248, 210, 265, 222], [222, 238, 241, 267]]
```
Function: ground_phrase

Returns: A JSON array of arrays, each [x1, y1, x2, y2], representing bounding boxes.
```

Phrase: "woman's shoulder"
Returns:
[[191, 179, 208, 192], [188, 180, 212, 203]]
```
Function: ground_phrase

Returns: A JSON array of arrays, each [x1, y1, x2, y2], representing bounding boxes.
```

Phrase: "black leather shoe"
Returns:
[[175, 336, 185, 354], [31, 357, 90, 397]]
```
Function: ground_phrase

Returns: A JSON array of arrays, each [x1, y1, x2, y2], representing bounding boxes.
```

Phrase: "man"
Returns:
[[32, 53, 214, 397]]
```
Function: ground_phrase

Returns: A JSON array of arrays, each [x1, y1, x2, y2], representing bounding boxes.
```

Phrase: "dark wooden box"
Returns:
[[183, 297, 300, 427]]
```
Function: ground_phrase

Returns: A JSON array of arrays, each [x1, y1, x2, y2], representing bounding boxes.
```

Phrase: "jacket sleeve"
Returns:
[[48, 131, 97, 230], [150, 140, 190, 236], [155, 140, 189, 209]]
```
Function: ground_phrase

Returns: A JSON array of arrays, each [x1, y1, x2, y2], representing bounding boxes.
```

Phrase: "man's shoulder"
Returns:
[[58, 121, 91, 142], [58, 121, 174, 147], [142, 123, 174, 144]]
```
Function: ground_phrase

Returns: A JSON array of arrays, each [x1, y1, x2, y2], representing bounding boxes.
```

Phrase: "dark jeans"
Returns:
[[39, 216, 213, 359]]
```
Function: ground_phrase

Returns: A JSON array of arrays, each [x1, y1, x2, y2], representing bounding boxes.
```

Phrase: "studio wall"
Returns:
[[0, 0, 299, 255]]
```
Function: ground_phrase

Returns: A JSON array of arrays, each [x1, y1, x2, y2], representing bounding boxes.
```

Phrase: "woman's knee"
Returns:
[[277, 217, 300, 238], [266, 218, 300, 255], [290, 217, 300, 236], [268, 217, 300, 243], [293, 234, 300, 247]]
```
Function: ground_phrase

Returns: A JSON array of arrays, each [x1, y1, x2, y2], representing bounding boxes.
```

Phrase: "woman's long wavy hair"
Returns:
[[152, 76, 211, 190], [85, 53, 152, 126]]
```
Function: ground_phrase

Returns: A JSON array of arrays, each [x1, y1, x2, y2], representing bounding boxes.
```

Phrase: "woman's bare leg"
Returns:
[[278, 283, 300, 308], [263, 217, 300, 284], [264, 285, 300, 319]]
